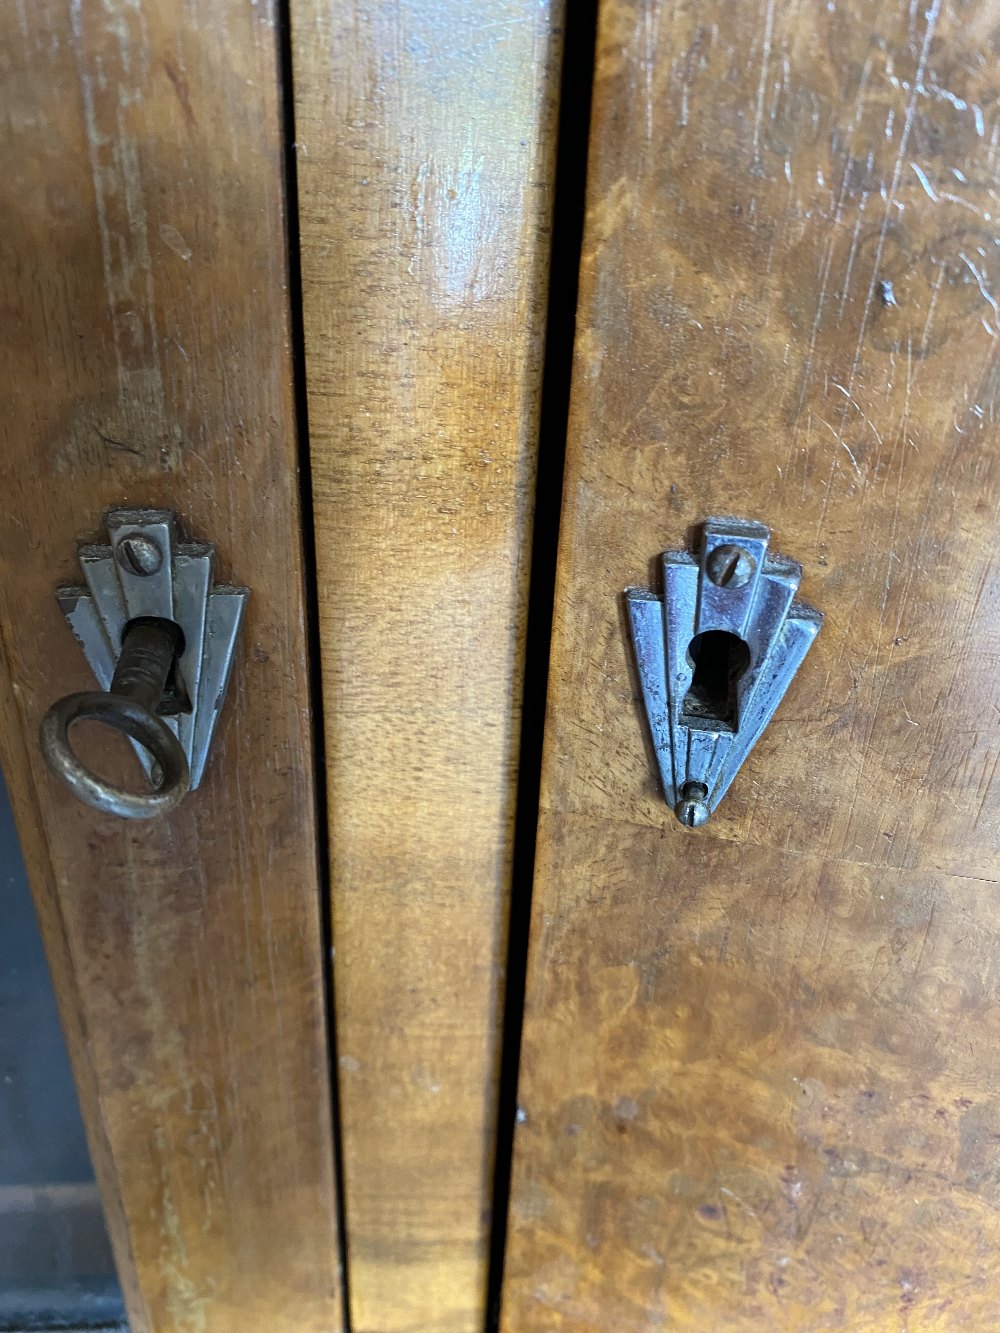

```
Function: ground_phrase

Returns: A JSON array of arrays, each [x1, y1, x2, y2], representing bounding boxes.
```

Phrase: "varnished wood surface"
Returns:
[[291, 2, 562, 1327], [504, 0, 1000, 1328], [0, 2, 342, 1329]]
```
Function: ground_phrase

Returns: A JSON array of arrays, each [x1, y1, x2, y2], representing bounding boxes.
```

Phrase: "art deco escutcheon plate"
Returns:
[[55, 508, 248, 792], [626, 518, 822, 827]]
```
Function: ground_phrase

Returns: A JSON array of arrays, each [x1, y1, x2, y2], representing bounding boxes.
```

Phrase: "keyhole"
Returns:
[[680, 630, 751, 733]]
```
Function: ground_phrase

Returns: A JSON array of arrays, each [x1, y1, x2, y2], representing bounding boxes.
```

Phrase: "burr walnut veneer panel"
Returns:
[[504, 1, 1000, 1328]]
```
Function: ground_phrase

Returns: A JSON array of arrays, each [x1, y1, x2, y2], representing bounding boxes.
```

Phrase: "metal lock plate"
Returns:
[[626, 518, 822, 826], [56, 508, 248, 792]]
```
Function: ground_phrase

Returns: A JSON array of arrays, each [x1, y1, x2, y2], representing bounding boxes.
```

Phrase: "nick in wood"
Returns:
[[626, 518, 822, 826]]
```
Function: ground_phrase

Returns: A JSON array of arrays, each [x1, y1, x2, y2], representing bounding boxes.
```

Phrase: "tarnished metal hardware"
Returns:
[[39, 508, 248, 819], [626, 518, 822, 828], [40, 618, 190, 818]]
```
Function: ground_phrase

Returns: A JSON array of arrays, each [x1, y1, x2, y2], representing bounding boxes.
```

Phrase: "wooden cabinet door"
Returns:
[[1, 1, 562, 1330], [502, 1, 1000, 1329], [0, 3, 342, 1329]]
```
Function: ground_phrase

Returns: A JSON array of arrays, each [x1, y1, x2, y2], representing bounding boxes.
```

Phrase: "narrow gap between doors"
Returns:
[[275, 5, 354, 1328], [485, 2, 601, 1327]]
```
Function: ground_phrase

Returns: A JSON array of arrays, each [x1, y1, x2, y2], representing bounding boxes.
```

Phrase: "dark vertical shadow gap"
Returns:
[[485, 3, 600, 1328], [275, 5, 353, 1328]]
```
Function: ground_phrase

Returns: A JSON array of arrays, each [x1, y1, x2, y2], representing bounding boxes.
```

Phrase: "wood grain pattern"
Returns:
[[0, 2, 342, 1328], [503, 1, 1000, 1328], [291, 2, 562, 1327]]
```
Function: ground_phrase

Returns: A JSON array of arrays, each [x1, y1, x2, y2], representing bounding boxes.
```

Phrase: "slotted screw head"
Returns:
[[706, 544, 755, 589], [115, 534, 163, 577], [675, 798, 709, 828], [674, 781, 709, 828]]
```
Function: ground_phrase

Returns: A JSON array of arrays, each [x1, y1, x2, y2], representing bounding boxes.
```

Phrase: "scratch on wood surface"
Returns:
[[69, 0, 178, 468], [959, 251, 1000, 335], [162, 56, 197, 130], [159, 222, 193, 261], [750, 0, 776, 172], [642, 5, 655, 142], [844, 0, 942, 395], [910, 160, 939, 201]]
